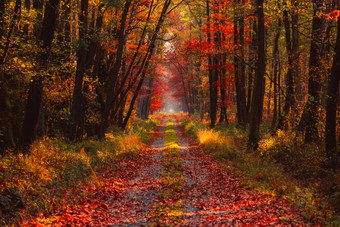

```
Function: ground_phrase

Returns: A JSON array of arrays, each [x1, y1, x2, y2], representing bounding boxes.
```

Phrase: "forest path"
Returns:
[[164, 117, 301, 226], [30, 116, 302, 226]]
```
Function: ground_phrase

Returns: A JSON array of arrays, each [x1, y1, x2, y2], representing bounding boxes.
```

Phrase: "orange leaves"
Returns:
[[126, 42, 148, 51], [26, 117, 307, 226], [319, 10, 340, 21]]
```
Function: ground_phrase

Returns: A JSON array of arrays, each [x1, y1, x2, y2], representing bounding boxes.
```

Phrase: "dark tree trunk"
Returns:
[[325, 17, 340, 170], [278, 61, 282, 117], [276, 4, 295, 131], [233, 0, 247, 126], [291, 0, 300, 106], [271, 19, 281, 130], [138, 76, 154, 120], [206, 0, 217, 128], [117, 96, 126, 128], [21, 75, 43, 150], [220, 50, 228, 124], [68, 0, 89, 141], [303, 0, 323, 142], [143, 77, 153, 120], [247, 16, 256, 118], [33, 0, 44, 37], [211, 55, 218, 127], [99, 0, 132, 138], [86, 4, 104, 72], [138, 96, 146, 119], [239, 0, 247, 125], [21, 0, 60, 151], [0, 87, 16, 151], [122, 0, 172, 129], [211, 2, 219, 127], [102, 1, 155, 127], [248, 0, 265, 150]]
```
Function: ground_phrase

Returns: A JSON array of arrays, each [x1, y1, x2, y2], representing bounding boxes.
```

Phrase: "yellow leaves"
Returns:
[[197, 129, 220, 145]]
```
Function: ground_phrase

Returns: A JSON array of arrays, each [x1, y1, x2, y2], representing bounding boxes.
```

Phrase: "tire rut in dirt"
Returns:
[[108, 119, 167, 226]]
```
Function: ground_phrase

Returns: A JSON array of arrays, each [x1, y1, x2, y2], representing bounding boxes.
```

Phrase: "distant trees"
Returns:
[[171, 0, 339, 164], [0, 0, 176, 152], [0, 0, 338, 165]]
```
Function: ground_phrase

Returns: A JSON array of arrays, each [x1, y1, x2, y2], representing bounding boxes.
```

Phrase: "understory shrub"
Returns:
[[258, 130, 326, 179], [181, 116, 340, 225], [0, 118, 157, 226]]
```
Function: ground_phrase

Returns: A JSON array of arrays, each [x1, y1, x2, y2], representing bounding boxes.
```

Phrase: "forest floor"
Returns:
[[26, 116, 305, 226]]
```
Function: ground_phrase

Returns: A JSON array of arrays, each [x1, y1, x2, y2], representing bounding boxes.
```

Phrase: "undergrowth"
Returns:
[[181, 116, 340, 225], [0, 118, 158, 226]]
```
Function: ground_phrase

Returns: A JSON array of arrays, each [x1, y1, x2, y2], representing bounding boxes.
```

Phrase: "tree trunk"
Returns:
[[21, 0, 60, 151], [220, 50, 228, 123], [211, 1, 219, 127], [118, 96, 126, 128], [33, 0, 44, 37], [234, 0, 247, 126], [271, 19, 281, 130], [325, 16, 340, 170], [276, 3, 295, 131], [99, 0, 132, 138], [247, 17, 256, 118], [122, 0, 172, 129], [138, 76, 154, 120], [206, 0, 217, 128], [291, 0, 300, 106], [68, 0, 89, 141], [239, 0, 247, 125], [248, 0, 265, 150], [303, 0, 323, 142]]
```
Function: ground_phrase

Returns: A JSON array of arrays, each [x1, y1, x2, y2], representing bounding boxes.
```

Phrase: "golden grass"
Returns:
[[118, 135, 143, 155], [0, 118, 158, 226], [182, 118, 340, 224], [197, 129, 236, 159]]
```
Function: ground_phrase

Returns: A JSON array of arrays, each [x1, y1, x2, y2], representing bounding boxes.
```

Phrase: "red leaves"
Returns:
[[319, 10, 340, 21], [174, 123, 304, 226], [26, 117, 305, 226]]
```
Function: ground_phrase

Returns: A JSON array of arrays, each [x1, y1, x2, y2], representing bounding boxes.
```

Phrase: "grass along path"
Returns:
[[171, 116, 305, 225], [25, 114, 309, 226], [152, 115, 184, 225], [25, 116, 167, 226]]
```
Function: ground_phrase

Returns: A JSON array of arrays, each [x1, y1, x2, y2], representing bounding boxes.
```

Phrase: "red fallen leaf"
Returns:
[[28, 222, 44, 227], [99, 203, 108, 209], [25, 116, 306, 226], [206, 216, 217, 221]]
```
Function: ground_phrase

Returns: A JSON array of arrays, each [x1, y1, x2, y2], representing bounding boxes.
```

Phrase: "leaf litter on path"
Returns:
[[27, 116, 304, 226]]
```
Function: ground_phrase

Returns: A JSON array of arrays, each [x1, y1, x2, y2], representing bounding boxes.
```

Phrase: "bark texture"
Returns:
[[248, 0, 265, 150]]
